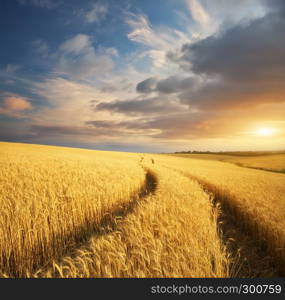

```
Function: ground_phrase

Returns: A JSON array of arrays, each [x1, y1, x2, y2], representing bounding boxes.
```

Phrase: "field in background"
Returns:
[[0, 142, 284, 277], [172, 153, 285, 173]]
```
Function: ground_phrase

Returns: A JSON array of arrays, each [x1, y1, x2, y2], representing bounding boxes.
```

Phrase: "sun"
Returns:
[[256, 127, 275, 136]]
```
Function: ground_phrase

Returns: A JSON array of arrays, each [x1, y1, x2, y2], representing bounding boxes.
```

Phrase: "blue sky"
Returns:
[[0, 0, 284, 152]]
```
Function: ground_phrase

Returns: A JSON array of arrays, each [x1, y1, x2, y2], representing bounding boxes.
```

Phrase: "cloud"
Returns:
[[88, 102, 285, 140], [30, 76, 113, 125], [5, 64, 21, 73], [85, 119, 160, 137], [103, 47, 119, 57], [126, 13, 189, 49], [32, 39, 49, 57], [136, 77, 157, 93], [2, 96, 32, 111], [29, 121, 152, 140], [29, 124, 118, 137], [125, 13, 190, 69], [96, 96, 186, 116], [32, 76, 99, 102], [156, 76, 199, 94], [56, 34, 115, 80], [136, 75, 199, 94], [166, 5, 285, 111], [59, 34, 90, 55], [100, 1, 285, 142], [84, 112, 219, 139], [100, 80, 133, 93], [186, 0, 211, 27], [196, 0, 268, 29], [126, 13, 164, 49], [3, 0, 284, 151], [85, 120, 121, 129], [83, 2, 108, 24], [0, 93, 33, 118]]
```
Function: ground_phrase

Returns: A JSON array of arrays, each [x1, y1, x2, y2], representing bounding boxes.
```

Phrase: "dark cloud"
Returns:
[[90, 116, 218, 139], [136, 77, 157, 93], [166, 5, 285, 110], [136, 76, 199, 95], [179, 79, 285, 110], [0, 123, 32, 142], [96, 96, 185, 115], [100, 81, 133, 93], [30, 122, 155, 139], [29, 125, 121, 137], [85, 120, 120, 129], [85, 112, 238, 139], [86, 119, 151, 131], [267, 0, 285, 12], [88, 98, 285, 140], [155, 76, 198, 94], [90, 0, 285, 142], [143, 114, 237, 139], [179, 17, 285, 82], [132, 1, 285, 113]]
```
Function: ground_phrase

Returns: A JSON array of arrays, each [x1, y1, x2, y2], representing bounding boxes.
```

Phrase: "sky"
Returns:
[[0, 0, 284, 152]]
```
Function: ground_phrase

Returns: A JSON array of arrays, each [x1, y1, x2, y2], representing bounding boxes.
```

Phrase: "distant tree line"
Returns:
[[173, 150, 285, 156]]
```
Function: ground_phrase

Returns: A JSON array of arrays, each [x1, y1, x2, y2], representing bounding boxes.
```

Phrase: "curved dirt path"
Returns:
[[29, 169, 157, 277], [164, 166, 281, 277]]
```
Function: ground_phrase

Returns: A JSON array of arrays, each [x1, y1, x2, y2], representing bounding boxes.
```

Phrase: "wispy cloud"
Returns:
[[32, 39, 49, 57], [83, 2, 108, 24], [59, 34, 90, 55], [29, 76, 116, 127], [56, 34, 116, 80], [5, 64, 21, 73], [96, 95, 185, 116], [126, 13, 189, 49], [186, 0, 211, 27], [125, 13, 190, 69]]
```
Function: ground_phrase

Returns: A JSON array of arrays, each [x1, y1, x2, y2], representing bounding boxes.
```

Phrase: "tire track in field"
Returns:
[[170, 154, 285, 175], [206, 186, 281, 278], [93, 169, 156, 236], [8, 168, 157, 277], [163, 165, 281, 277], [234, 163, 285, 175]]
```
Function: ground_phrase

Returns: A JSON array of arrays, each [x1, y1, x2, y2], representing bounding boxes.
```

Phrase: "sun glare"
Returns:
[[256, 128, 275, 136]]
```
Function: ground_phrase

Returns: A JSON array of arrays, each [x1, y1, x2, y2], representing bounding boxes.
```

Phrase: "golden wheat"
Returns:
[[0, 142, 145, 276], [40, 162, 228, 278], [0, 141, 284, 278], [154, 154, 285, 273], [173, 153, 285, 172]]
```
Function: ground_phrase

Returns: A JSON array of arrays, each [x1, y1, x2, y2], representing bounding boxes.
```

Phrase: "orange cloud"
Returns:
[[0, 95, 33, 118], [3, 96, 32, 111]]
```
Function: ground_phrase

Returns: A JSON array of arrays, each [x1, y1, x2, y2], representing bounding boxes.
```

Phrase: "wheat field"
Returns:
[[173, 153, 285, 173], [0, 142, 284, 277]]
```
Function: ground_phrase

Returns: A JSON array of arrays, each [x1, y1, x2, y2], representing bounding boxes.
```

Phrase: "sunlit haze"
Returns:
[[256, 128, 276, 137]]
